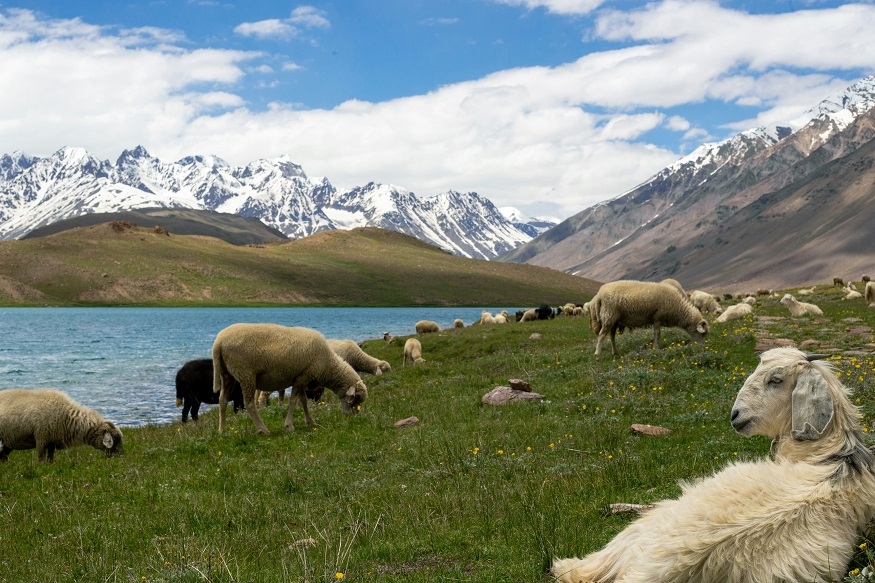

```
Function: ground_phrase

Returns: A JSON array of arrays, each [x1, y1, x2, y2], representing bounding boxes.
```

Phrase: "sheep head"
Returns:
[[340, 380, 368, 414], [687, 319, 709, 342], [95, 422, 124, 457], [730, 348, 833, 442]]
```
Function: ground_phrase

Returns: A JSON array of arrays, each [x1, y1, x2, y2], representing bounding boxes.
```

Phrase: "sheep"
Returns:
[[480, 311, 497, 325], [714, 302, 753, 323], [866, 281, 875, 303], [779, 293, 823, 317], [519, 309, 538, 322], [844, 283, 863, 300], [536, 304, 554, 320], [834, 276, 844, 287], [742, 295, 757, 306], [175, 358, 245, 423], [589, 280, 708, 358], [553, 348, 875, 583], [326, 339, 391, 376], [212, 323, 368, 435], [454, 319, 464, 329], [383, 332, 395, 344], [659, 278, 686, 297], [756, 288, 771, 296], [256, 389, 287, 408], [863, 274, 871, 284], [0, 389, 123, 463], [403, 338, 425, 365], [689, 290, 723, 315], [415, 320, 441, 334], [797, 285, 816, 295]]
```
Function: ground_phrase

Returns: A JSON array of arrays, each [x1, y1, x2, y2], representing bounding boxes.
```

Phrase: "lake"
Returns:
[[0, 307, 513, 427]]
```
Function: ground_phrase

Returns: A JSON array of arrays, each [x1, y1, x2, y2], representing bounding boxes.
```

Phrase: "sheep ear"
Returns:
[[346, 385, 357, 397], [697, 321, 707, 334], [791, 367, 834, 441], [102, 431, 115, 449]]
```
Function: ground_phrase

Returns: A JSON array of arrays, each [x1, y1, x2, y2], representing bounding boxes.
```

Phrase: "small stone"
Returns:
[[508, 379, 531, 392], [482, 386, 545, 405], [529, 333, 543, 340], [609, 503, 654, 515], [393, 416, 420, 428], [799, 339, 822, 350], [631, 423, 671, 436], [291, 538, 318, 549], [755, 337, 796, 352]]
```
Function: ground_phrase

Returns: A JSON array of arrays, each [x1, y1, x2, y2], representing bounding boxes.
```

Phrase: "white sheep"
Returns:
[[779, 293, 823, 316], [326, 339, 391, 376], [742, 295, 757, 306], [415, 320, 441, 334], [553, 348, 875, 583], [403, 338, 425, 365], [689, 290, 723, 315], [212, 323, 368, 434], [383, 332, 395, 344], [866, 281, 875, 303], [797, 285, 816, 295], [480, 311, 497, 325], [844, 283, 863, 300], [659, 278, 687, 297], [520, 309, 537, 322], [454, 319, 465, 329], [0, 389, 123, 462], [589, 280, 708, 358], [714, 302, 753, 323]]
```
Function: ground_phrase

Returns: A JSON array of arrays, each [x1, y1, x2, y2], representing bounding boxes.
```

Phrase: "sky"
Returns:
[[0, 1, 873, 221]]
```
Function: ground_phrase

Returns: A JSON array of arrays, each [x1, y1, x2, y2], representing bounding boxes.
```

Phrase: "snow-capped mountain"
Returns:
[[0, 147, 552, 260], [500, 75, 875, 290]]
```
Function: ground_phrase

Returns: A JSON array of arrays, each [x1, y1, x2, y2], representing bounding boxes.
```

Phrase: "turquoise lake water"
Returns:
[[0, 307, 512, 427]]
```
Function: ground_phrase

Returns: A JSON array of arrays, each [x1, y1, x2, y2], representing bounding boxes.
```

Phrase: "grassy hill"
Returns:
[[1, 284, 874, 581], [0, 223, 599, 306]]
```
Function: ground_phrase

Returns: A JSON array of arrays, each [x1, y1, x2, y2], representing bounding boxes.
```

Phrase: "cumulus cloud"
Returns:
[[492, 0, 606, 16], [2, 3, 875, 219], [234, 5, 329, 39]]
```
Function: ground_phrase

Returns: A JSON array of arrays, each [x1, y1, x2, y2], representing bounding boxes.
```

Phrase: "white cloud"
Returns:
[[235, 5, 329, 40], [492, 0, 606, 16], [2, 3, 875, 220]]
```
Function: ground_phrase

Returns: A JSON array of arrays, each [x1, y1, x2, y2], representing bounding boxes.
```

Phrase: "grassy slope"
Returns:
[[0, 225, 599, 306], [1, 283, 874, 582]]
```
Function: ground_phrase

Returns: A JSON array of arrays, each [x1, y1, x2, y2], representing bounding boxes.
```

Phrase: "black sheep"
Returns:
[[175, 359, 244, 423], [536, 304, 554, 320]]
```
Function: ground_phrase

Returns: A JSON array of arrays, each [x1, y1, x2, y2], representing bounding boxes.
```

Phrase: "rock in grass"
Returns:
[[482, 386, 544, 405], [609, 503, 654, 515], [394, 416, 420, 428], [508, 379, 531, 392], [631, 423, 671, 436]]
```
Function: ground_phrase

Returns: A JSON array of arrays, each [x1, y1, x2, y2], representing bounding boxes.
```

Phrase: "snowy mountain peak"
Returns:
[[0, 147, 546, 259]]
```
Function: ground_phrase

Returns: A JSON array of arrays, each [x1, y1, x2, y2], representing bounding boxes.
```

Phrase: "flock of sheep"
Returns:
[[3, 276, 875, 583]]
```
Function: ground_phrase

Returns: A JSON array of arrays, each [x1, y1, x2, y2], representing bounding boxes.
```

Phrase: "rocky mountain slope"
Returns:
[[499, 76, 875, 291], [0, 147, 556, 260]]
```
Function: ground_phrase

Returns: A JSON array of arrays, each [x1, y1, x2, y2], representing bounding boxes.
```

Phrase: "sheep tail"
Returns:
[[212, 344, 224, 395], [589, 295, 602, 335]]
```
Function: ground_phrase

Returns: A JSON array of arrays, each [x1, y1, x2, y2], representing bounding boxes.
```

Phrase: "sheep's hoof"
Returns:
[[258, 428, 271, 435]]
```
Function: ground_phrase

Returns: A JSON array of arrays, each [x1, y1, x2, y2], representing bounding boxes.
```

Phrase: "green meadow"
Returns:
[[1, 283, 875, 582]]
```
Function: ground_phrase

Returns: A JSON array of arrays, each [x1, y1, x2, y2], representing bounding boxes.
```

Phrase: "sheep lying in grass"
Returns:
[[779, 293, 823, 316], [797, 285, 816, 295], [0, 389, 123, 462], [175, 358, 245, 423], [403, 338, 425, 365], [212, 323, 368, 434], [553, 348, 875, 583], [742, 295, 756, 306], [689, 290, 723, 315], [843, 283, 862, 300], [714, 302, 753, 323], [326, 339, 390, 376], [415, 320, 441, 334], [589, 280, 708, 358]]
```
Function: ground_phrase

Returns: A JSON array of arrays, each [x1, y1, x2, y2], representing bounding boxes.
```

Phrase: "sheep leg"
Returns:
[[190, 400, 200, 422], [243, 390, 271, 435], [595, 330, 607, 357], [37, 442, 55, 463], [652, 324, 661, 349], [0, 444, 11, 462], [609, 326, 620, 356]]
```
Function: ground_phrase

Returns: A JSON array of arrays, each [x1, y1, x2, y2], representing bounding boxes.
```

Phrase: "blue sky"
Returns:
[[1, 1, 873, 219]]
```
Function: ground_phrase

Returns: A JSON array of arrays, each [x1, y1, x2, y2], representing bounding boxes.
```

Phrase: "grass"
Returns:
[[1, 282, 875, 582]]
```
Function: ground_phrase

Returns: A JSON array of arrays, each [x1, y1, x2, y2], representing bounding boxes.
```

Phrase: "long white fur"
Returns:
[[552, 348, 875, 583]]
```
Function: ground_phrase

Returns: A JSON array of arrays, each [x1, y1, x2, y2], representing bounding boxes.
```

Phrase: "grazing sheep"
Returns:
[[480, 311, 497, 325], [780, 293, 823, 317], [553, 349, 875, 583], [175, 359, 245, 423], [326, 339, 391, 376], [415, 320, 441, 334], [212, 323, 368, 434], [0, 389, 123, 462], [722, 293, 733, 301], [382, 332, 395, 344], [454, 319, 464, 329], [589, 280, 708, 358], [714, 302, 753, 323], [536, 304, 554, 320], [520, 309, 538, 322], [866, 281, 875, 303], [403, 338, 425, 365], [834, 276, 844, 287], [659, 278, 686, 296], [689, 290, 723, 315]]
